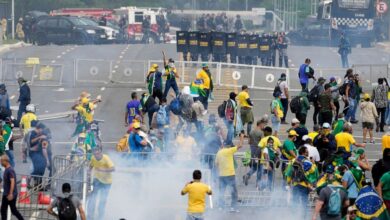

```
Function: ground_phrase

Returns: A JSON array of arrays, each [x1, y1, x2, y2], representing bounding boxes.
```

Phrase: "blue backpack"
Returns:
[[327, 185, 342, 216], [169, 98, 181, 115], [156, 105, 168, 127]]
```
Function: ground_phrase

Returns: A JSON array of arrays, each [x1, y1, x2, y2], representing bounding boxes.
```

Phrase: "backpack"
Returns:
[[339, 82, 348, 96], [217, 100, 227, 118], [327, 186, 342, 216], [58, 196, 77, 220], [308, 85, 320, 102], [290, 96, 302, 114], [169, 97, 181, 115], [156, 105, 168, 126], [291, 160, 307, 183], [273, 81, 282, 97]]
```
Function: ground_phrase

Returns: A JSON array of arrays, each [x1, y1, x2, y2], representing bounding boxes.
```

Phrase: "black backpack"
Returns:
[[308, 85, 320, 102], [58, 196, 77, 220], [291, 160, 307, 184], [290, 96, 302, 114], [273, 81, 282, 97], [217, 100, 227, 118], [339, 82, 348, 96]]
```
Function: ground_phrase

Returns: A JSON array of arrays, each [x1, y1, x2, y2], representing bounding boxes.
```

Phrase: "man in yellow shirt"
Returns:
[[196, 64, 213, 110], [181, 170, 212, 220], [237, 85, 254, 136], [382, 128, 390, 152], [215, 133, 244, 212], [88, 147, 114, 220], [20, 104, 37, 134], [335, 123, 365, 160]]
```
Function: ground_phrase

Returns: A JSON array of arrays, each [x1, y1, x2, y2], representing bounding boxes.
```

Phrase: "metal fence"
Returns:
[[0, 57, 388, 92]]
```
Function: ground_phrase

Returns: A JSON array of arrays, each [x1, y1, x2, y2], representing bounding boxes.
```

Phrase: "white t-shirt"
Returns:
[[279, 81, 288, 99], [304, 144, 320, 162]]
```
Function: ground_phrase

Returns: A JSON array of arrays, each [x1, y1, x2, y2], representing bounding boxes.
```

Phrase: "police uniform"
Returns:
[[270, 33, 278, 67], [277, 33, 289, 68], [259, 34, 271, 66]]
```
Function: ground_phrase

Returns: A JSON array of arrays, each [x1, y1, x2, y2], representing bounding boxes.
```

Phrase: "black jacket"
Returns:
[[18, 83, 30, 103]]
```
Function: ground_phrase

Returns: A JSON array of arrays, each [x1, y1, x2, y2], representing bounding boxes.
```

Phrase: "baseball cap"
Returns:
[[318, 77, 326, 82], [201, 63, 208, 68], [291, 118, 300, 124], [330, 77, 336, 81], [354, 148, 365, 156], [322, 123, 331, 129], [302, 135, 311, 141], [288, 130, 299, 136], [132, 122, 141, 129], [152, 64, 159, 68]]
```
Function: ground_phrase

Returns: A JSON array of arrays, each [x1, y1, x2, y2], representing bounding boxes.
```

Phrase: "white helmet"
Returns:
[[26, 104, 35, 113]]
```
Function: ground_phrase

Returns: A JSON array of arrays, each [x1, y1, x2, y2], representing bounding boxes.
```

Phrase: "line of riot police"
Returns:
[[176, 31, 289, 67]]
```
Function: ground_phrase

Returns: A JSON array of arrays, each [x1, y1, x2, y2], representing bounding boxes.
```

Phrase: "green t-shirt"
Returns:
[[318, 93, 332, 112], [282, 139, 297, 160], [381, 171, 390, 200]]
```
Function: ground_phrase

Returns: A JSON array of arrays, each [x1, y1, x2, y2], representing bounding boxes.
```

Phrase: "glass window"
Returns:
[[58, 19, 72, 28], [135, 12, 143, 23], [46, 18, 58, 28]]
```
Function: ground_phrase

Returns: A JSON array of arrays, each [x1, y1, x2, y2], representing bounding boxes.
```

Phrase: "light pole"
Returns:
[[11, 0, 14, 39]]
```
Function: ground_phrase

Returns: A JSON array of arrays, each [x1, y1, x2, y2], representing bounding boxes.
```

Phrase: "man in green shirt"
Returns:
[[317, 83, 336, 125], [377, 171, 390, 210], [281, 130, 298, 185], [295, 90, 310, 126]]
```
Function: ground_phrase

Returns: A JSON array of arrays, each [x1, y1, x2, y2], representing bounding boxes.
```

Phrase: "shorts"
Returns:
[[186, 213, 204, 220], [362, 122, 374, 129], [271, 115, 280, 133], [240, 107, 254, 124]]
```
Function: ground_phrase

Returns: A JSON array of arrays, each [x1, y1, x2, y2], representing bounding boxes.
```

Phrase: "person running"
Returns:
[[181, 170, 212, 220], [47, 183, 86, 220], [298, 58, 315, 91], [237, 85, 254, 136], [215, 133, 244, 212], [125, 92, 143, 127], [0, 155, 24, 220], [87, 147, 114, 220], [140, 93, 159, 128], [372, 78, 388, 133], [312, 77, 326, 126], [360, 93, 378, 143]]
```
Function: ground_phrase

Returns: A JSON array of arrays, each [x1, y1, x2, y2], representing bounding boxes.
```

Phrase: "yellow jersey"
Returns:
[[335, 132, 356, 152], [182, 182, 211, 213], [237, 91, 251, 108], [196, 69, 211, 89], [215, 147, 237, 176], [90, 154, 114, 184], [20, 112, 37, 134]]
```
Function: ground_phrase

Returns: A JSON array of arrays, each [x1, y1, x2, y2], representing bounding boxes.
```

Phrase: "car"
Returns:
[[32, 16, 107, 45], [79, 17, 120, 43]]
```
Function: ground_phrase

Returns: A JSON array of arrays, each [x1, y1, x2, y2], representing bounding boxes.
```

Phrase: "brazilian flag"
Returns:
[[190, 79, 206, 97], [284, 156, 318, 185], [355, 186, 390, 219]]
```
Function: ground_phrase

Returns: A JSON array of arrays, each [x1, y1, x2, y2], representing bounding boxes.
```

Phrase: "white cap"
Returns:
[[322, 122, 331, 129], [302, 135, 311, 141], [291, 118, 300, 124], [182, 86, 190, 95]]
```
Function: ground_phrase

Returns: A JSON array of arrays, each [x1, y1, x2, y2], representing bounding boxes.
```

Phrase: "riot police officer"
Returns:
[[338, 33, 351, 68], [227, 33, 237, 63], [237, 30, 249, 64], [277, 32, 289, 68], [270, 32, 278, 67], [188, 32, 199, 61], [259, 33, 271, 66], [248, 33, 259, 65], [199, 32, 211, 62]]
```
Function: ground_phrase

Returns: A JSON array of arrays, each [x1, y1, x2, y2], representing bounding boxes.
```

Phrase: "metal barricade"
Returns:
[[219, 63, 252, 88], [253, 65, 289, 90], [76, 59, 111, 84], [353, 64, 390, 88], [109, 60, 147, 84], [32, 64, 64, 86], [3, 63, 34, 85]]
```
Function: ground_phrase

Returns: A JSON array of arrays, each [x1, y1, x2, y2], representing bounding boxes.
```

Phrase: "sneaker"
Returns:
[[350, 120, 359, 124], [370, 140, 375, 144], [363, 141, 367, 144], [243, 175, 249, 186], [229, 208, 240, 213]]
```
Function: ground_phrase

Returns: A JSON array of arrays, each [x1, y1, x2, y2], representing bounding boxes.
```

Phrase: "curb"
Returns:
[[0, 41, 31, 53]]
